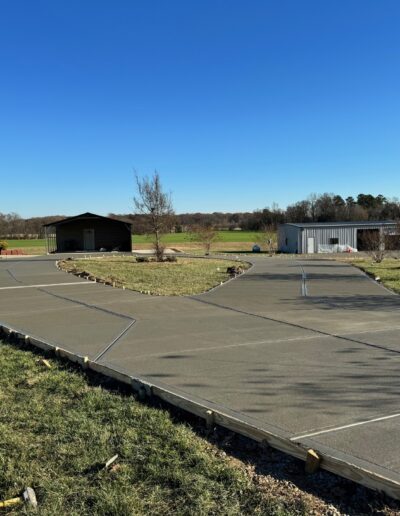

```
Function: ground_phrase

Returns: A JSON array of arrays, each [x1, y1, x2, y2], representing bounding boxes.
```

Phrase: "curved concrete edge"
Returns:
[[349, 262, 399, 297], [1, 321, 400, 501]]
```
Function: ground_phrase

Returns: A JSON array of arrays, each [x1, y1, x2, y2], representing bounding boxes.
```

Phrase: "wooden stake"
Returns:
[[205, 409, 214, 430], [104, 454, 119, 470], [305, 448, 321, 474]]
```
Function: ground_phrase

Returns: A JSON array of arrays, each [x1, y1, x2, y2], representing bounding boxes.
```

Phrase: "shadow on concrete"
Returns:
[[3, 336, 400, 515], [303, 295, 400, 311]]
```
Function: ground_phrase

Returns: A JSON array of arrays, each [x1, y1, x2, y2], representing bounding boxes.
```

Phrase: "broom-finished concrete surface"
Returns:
[[1, 255, 400, 484]]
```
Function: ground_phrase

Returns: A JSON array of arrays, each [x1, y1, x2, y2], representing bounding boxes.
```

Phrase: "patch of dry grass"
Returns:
[[351, 258, 400, 294]]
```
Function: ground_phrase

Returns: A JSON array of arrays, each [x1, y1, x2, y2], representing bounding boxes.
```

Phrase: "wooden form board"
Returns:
[[1, 321, 400, 500]]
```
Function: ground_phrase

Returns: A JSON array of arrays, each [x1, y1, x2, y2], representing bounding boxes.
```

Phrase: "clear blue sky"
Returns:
[[1, 1, 399, 217]]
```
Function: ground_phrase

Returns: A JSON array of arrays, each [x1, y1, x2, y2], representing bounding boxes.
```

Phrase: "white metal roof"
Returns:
[[282, 220, 396, 229]]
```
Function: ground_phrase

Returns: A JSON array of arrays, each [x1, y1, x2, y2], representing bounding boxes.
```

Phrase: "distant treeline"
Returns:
[[2, 193, 400, 237], [0, 213, 64, 238], [111, 193, 400, 234]]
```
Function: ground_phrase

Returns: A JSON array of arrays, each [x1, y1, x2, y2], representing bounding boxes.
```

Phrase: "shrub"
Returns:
[[136, 256, 150, 263], [227, 265, 243, 276], [0, 240, 8, 251], [165, 255, 177, 262]]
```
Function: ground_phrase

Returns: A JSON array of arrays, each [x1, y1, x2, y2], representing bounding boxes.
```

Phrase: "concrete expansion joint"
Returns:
[[298, 263, 308, 297]]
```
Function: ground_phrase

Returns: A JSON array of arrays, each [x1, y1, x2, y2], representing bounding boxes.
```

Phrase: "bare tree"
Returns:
[[360, 229, 387, 263], [190, 224, 220, 255], [262, 224, 277, 255], [134, 171, 174, 261]]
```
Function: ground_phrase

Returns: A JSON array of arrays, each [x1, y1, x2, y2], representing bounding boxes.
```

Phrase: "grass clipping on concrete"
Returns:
[[351, 258, 400, 294], [60, 256, 249, 296], [0, 340, 304, 516]]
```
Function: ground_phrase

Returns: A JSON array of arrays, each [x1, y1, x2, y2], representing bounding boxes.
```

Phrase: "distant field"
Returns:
[[4, 232, 265, 255], [5, 239, 46, 247], [132, 231, 263, 244], [2, 232, 268, 257]]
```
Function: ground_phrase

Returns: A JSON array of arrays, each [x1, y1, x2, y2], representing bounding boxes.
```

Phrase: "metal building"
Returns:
[[278, 220, 398, 254], [43, 212, 132, 253]]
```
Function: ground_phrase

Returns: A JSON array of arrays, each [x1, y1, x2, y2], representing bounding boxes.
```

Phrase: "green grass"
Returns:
[[2, 240, 47, 256], [0, 339, 306, 515], [5, 232, 263, 247], [4, 239, 46, 247], [60, 257, 249, 296], [132, 231, 263, 244], [351, 258, 400, 294]]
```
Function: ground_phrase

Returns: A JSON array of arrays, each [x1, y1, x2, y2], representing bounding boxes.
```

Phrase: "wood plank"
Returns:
[[305, 449, 321, 473]]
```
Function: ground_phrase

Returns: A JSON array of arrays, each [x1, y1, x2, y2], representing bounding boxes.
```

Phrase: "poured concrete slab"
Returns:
[[1, 254, 400, 493], [297, 417, 400, 477], [101, 334, 400, 435]]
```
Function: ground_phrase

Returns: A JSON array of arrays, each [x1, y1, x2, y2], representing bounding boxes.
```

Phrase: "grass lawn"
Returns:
[[5, 232, 262, 246], [351, 258, 400, 294], [4, 239, 46, 247], [132, 231, 263, 244], [0, 339, 306, 516], [3, 240, 47, 256], [60, 257, 249, 296], [131, 231, 267, 254]]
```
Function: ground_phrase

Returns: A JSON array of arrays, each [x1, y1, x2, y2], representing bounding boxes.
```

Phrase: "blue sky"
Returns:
[[1, 1, 399, 217]]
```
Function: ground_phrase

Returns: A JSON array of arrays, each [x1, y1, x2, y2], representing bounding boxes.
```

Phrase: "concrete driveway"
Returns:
[[1, 255, 400, 495]]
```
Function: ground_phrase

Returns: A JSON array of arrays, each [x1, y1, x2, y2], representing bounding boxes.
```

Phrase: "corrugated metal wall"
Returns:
[[278, 225, 300, 253], [279, 223, 398, 253], [301, 226, 357, 252]]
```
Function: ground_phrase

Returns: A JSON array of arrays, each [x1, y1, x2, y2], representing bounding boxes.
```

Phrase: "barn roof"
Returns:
[[42, 212, 132, 227], [281, 220, 397, 229]]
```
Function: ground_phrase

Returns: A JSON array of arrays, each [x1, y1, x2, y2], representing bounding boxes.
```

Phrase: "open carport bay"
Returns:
[[1, 256, 400, 496]]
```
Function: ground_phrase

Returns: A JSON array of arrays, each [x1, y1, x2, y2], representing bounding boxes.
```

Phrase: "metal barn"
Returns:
[[43, 212, 132, 253], [278, 220, 398, 254]]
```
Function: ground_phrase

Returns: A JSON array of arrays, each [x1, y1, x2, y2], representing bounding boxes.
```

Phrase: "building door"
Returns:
[[83, 229, 95, 251], [357, 229, 379, 251], [307, 237, 315, 254]]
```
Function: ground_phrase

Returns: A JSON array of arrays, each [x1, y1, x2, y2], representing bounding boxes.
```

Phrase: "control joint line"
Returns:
[[0, 282, 97, 290], [291, 412, 400, 440], [93, 320, 136, 362], [299, 265, 308, 297], [190, 297, 400, 356], [38, 287, 134, 321], [6, 269, 24, 285]]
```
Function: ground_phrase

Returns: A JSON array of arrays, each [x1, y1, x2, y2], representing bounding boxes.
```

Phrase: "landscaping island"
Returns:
[[59, 256, 249, 296]]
